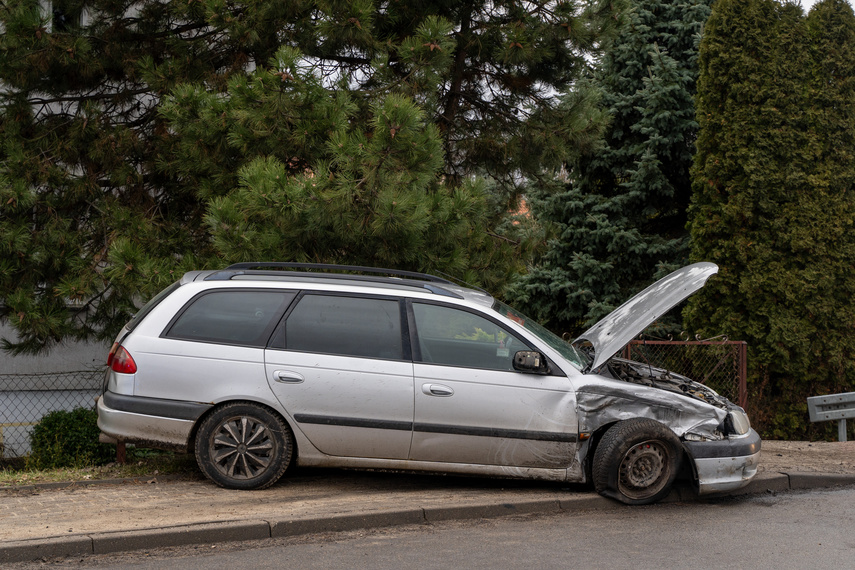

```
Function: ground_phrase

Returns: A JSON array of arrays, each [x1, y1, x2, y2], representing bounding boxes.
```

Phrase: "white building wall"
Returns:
[[0, 323, 107, 374]]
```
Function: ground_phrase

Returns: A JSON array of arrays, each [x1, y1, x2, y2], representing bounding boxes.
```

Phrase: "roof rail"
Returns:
[[222, 262, 455, 285]]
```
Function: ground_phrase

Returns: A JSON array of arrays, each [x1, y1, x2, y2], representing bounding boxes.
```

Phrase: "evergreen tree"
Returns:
[[686, 0, 855, 437], [0, 1, 621, 353], [507, 0, 711, 336], [159, 46, 516, 286]]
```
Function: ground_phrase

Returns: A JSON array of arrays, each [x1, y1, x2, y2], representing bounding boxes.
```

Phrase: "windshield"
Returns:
[[492, 300, 591, 371]]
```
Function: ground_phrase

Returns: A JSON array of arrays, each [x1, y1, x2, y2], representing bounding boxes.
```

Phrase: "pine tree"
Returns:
[[160, 46, 513, 286], [686, 0, 855, 437], [507, 0, 711, 336], [0, 1, 621, 353]]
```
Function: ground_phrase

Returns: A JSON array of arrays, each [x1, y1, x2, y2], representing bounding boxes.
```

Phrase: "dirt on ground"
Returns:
[[760, 440, 855, 474]]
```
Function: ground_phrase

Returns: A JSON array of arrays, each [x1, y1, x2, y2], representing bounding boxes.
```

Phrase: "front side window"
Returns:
[[281, 294, 404, 360], [412, 303, 529, 371], [492, 300, 590, 371], [164, 290, 295, 347]]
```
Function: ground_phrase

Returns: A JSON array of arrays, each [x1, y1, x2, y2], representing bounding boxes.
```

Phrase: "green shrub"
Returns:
[[28, 408, 115, 469]]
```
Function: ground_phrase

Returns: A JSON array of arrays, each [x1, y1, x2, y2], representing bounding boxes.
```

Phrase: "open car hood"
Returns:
[[573, 262, 719, 372]]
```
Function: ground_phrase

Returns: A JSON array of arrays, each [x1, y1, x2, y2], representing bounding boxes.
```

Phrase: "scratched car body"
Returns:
[[97, 262, 760, 504]]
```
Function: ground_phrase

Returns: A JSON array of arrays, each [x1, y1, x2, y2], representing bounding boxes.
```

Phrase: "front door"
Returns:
[[408, 301, 577, 469]]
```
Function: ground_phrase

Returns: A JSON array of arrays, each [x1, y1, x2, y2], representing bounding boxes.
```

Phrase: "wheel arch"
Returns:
[[187, 398, 299, 462], [583, 421, 620, 484], [584, 418, 694, 483]]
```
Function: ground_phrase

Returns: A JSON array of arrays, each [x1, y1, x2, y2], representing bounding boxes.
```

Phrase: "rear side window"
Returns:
[[279, 294, 404, 360], [164, 290, 295, 347]]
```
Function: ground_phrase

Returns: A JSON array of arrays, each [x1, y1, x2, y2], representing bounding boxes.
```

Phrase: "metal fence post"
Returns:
[[738, 341, 748, 410]]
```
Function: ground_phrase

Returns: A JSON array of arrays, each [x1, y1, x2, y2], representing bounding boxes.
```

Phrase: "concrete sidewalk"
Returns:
[[2, 440, 855, 564]]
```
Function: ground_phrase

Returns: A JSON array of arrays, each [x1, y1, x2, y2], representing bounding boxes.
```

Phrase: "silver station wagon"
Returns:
[[97, 262, 760, 505]]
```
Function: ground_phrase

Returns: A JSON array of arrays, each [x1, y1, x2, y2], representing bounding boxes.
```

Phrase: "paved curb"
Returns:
[[2, 472, 855, 564], [270, 509, 427, 538], [786, 472, 855, 489]]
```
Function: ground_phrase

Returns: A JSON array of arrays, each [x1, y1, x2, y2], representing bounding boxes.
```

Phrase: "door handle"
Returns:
[[422, 383, 454, 397], [274, 370, 304, 383]]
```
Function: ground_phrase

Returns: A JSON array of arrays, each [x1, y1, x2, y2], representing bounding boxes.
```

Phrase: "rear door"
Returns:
[[264, 293, 414, 459]]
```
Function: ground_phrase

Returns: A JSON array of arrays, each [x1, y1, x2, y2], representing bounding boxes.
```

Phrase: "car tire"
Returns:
[[592, 418, 682, 505], [195, 402, 293, 490]]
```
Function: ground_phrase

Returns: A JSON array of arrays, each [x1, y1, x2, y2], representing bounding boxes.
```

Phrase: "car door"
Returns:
[[264, 293, 414, 459], [408, 301, 577, 469]]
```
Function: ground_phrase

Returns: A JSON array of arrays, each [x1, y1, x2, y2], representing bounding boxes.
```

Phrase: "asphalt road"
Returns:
[[18, 486, 855, 569]]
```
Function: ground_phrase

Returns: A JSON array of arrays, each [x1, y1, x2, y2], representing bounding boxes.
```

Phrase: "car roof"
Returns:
[[180, 263, 496, 308]]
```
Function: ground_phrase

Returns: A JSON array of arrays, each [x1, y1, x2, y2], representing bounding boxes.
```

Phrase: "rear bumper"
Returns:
[[684, 429, 762, 495], [96, 394, 196, 451]]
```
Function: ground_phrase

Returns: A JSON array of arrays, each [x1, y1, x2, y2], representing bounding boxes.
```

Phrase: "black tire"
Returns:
[[592, 418, 682, 505], [194, 402, 293, 490]]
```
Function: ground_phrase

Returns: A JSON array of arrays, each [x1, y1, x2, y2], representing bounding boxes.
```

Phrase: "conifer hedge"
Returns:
[[687, 0, 855, 438], [508, 0, 712, 336]]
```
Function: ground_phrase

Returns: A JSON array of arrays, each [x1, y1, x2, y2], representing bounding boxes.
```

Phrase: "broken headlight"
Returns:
[[682, 432, 713, 442], [720, 409, 751, 436]]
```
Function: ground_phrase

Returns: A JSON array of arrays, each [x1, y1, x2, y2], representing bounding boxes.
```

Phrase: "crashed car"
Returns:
[[97, 261, 759, 505]]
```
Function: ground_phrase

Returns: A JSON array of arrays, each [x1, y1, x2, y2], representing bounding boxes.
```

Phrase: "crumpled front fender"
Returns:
[[573, 379, 729, 482]]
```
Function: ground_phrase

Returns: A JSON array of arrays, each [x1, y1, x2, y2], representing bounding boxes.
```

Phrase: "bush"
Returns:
[[28, 408, 115, 469]]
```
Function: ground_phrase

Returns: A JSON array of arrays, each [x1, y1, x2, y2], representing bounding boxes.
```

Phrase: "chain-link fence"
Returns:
[[1, 342, 747, 458], [622, 340, 748, 409], [0, 370, 105, 458]]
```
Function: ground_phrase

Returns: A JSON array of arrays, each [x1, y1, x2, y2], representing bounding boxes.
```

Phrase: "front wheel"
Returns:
[[195, 402, 293, 490], [592, 418, 682, 505]]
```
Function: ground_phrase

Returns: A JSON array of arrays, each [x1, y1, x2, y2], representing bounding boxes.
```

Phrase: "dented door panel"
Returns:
[[410, 363, 579, 471]]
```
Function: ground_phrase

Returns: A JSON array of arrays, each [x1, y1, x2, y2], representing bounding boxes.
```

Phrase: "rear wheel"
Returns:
[[195, 402, 293, 490], [592, 418, 682, 505]]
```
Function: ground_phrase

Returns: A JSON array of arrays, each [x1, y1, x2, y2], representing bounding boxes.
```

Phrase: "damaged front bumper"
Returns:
[[684, 429, 761, 495]]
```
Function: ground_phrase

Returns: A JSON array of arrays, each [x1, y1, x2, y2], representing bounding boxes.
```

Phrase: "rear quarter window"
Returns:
[[163, 290, 295, 347], [126, 281, 181, 332]]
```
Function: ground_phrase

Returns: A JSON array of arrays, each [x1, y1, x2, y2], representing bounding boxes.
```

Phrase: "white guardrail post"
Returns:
[[807, 392, 855, 442]]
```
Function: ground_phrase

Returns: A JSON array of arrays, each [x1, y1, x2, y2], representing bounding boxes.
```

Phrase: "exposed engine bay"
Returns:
[[604, 358, 731, 410]]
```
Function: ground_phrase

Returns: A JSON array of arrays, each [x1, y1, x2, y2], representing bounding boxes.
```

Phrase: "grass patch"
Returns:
[[0, 450, 199, 488]]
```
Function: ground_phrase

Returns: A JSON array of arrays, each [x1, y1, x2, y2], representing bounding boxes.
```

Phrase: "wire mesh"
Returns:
[[623, 340, 747, 408], [0, 370, 106, 458], [0, 342, 747, 458]]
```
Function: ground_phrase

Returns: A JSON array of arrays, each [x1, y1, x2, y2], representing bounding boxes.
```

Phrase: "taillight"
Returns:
[[110, 346, 137, 374], [106, 342, 118, 367]]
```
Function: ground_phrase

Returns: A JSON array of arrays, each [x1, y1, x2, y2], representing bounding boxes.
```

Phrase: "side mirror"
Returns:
[[513, 351, 550, 374]]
